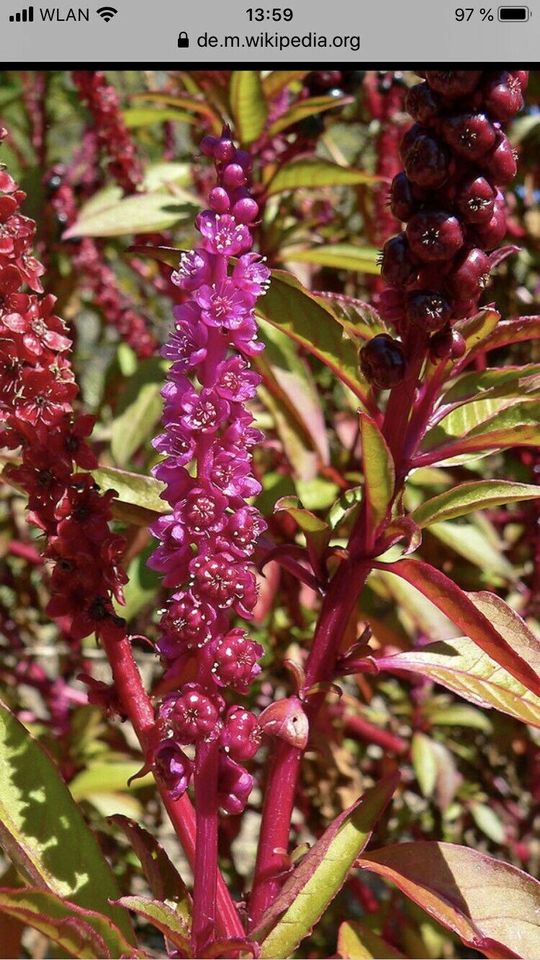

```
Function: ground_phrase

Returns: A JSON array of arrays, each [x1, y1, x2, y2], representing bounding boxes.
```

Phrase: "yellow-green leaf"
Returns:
[[230, 70, 267, 144], [93, 466, 167, 526], [64, 192, 197, 239], [283, 243, 380, 274], [268, 95, 351, 137], [360, 413, 395, 530], [338, 921, 405, 959], [412, 480, 540, 527], [267, 159, 376, 196]]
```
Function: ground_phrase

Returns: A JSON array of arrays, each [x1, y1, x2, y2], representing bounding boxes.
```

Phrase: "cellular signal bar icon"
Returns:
[[9, 4, 34, 20]]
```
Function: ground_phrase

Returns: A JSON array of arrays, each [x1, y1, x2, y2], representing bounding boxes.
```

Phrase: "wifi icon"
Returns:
[[97, 5, 118, 21]]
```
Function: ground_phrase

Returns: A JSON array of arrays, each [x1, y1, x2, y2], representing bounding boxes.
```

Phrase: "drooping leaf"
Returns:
[[69, 762, 154, 799], [428, 520, 515, 581], [253, 775, 399, 959], [230, 71, 267, 144], [111, 383, 163, 468], [257, 271, 373, 408], [411, 480, 540, 528], [269, 96, 352, 137], [470, 803, 505, 844], [267, 159, 376, 196], [283, 243, 380, 274], [275, 496, 331, 570], [262, 70, 308, 98], [376, 634, 540, 728], [337, 920, 405, 959], [381, 559, 540, 697], [110, 815, 191, 907], [0, 701, 134, 940], [358, 842, 540, 958], [92, 466, 167, 526], [360, 414, 395, 531], [0, 889, 140, 960], [411, 733, 438, 799], [113, 896, 190, 952], [64, 191, 198, 239]]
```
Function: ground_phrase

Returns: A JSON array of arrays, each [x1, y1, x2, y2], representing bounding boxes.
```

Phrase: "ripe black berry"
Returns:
[[380, 235, 418, 287], [429, 326, 466, 360], [425, 71, 482, 98], [406, 290, 452, 332], [405, 82, 441, 125], [483, 71, 524, 122], [406, 211, 464, 262], [446, 247, 490, 299], [390, 173, 417, 222], [403, 133, 450, 189], [456, 175, 496, 224], [474, 205, 507, 249], [360, 334, 407, 389], [442, 113, 496, 160], [306, 70, 343, 94], [484, 132, 517, 184]]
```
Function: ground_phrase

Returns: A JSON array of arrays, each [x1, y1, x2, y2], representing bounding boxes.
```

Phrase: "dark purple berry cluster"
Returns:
[[361, 70, 527, 388]]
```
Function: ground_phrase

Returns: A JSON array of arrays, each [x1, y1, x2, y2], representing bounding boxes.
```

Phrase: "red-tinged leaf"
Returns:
[[411, 480, 540, 527], [257, 271, 374, 410], [262, 70, 308, 98], [112, 896, 190, 952], [130, 91, 221, 130], [377, 559, 540, 697], [315, 292, 388, 342], [360, 414, 395, 532], [358, 842, 540, 959], [266, 158, 377, 196], [252, 775, 399, 958], [269, 96, 352, 137], [337, 920, 406, 959], [470, 315, 540, 355], [0, 888, 141, 959], [375, 634, 540, 728], [202, 937, 260, 958], [275, 496, 331, 575], [110, 816, 191, 907]]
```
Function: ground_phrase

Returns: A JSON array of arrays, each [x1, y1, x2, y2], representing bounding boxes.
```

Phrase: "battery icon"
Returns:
[[498, 6, 529, 19]]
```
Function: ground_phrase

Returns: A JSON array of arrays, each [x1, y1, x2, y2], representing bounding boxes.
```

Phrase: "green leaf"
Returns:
[[113, 896, 190, 952], [283, 244, 380, 274], [470, 803, 506, 844], [110, 815, 191, 907], [383, 560, 540, 697], [376, 633, 540, 728], [268, 95, 352, 137], [258, 271, 372, 408], [316, 293, 388, 341], [64, 192, 197, 239], [338, 921, 405, 959], [267, 159, 376, 196], [111, 383, 163, 468], [275, 496, 331, 567], [359, 842, 540, 958], [230, 71, 268, 144], [421, 401, 540, 462], [360, 414, 395, 531], [442, 365, 540, 406], [412, 480, 540, 528], [428, 520, 515, 581], [429, 704, 492, 732], [130, 91, 220, 128], [69, 762, 154, 799], [411, 733, 438, 798], [123, 107, 194, 128], [92, 466, 167, 526], [253, 775, 398, 959], [262, 70, 308, 98], [0, 889, 140, 960], [122, 547, 160, 621], [0, 701, 134, 940]]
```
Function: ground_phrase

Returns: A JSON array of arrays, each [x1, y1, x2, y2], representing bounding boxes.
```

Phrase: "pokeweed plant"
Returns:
[[0, 69, 539, 960]]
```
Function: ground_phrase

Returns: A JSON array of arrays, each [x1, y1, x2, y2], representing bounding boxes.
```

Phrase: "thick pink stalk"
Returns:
[[101, 633, 243, 940], [192, 737, 220, 954]]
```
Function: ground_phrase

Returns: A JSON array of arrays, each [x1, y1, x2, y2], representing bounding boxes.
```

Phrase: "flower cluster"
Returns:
[[0, 127, 127, 644], [150, 130, 270, 813], [48, 168, 156, 357], [361, 70, 528, 388], [72, 71, 142, 194]]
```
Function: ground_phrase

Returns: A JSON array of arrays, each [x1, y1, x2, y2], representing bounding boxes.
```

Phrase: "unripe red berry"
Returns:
[[406, 290, 452, 332], [222, 163, 247, 189], [484, 132, 517, 184], [442, 113, 496, 160], [510, 71, 529, 92], [429, 326, 466, 360], [405, 82, 441, 125], [446, 247, 490, 299], [425, 71, 482, 98], [406, 210, 464, 262], [221, 706, 261, 761], [474, 205, 507, 249], [208, 187, 230, 213], [403, 132, 450, 189], [483, 71, 524, 122], [380, 234, 418, 287], [167, 688, 220, 743], [232, 197, 259, 224], [390, 173, 417, 222], [360, 334, 407, 389], [456, 175, 496, 224], [200, 135, 219, 156]]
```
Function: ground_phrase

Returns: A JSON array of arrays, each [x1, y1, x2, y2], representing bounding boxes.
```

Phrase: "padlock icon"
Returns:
[[177, 31, 190, 48]]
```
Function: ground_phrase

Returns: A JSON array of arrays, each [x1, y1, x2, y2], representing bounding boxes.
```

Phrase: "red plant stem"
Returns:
[[342, 713, 408, 755], [101, 633, 244, 940], [381, 329, 428, 473], [192, 737, 220, 955], [249, 558, 369, 925]]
